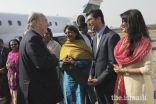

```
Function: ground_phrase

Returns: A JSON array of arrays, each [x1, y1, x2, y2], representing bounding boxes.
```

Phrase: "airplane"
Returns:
[[0, 0, 103, 47]]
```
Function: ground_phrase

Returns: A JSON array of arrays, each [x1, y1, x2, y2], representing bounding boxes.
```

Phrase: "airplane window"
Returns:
[[49, 22, 52, 26], [17, 21, 21, 26], [0, 21, 1, 26], [55, 22, 58, 26], [8, 20, 13, 26]]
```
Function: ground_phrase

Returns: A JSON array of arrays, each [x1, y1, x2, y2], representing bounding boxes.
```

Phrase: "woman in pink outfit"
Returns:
[[6, 39, 20, 104]]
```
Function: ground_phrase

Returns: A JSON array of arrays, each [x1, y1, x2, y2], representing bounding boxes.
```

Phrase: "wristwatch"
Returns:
[[125, 67, 129, 75]]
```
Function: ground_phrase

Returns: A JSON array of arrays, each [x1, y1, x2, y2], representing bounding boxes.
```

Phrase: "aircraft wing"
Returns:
[[83, 0, 103, 13]]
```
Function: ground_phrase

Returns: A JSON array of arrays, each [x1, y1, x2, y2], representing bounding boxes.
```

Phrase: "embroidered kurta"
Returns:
[[114, 50, 154, 104], [7, 51, 19, 90]]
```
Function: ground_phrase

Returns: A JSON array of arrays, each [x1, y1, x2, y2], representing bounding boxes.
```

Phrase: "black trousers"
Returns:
[[1, 77, 11, 104], [95, 85, 114, 104]]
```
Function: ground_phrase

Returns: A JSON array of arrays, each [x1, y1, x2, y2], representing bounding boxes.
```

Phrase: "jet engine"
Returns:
[[76, 13, 87, 26]]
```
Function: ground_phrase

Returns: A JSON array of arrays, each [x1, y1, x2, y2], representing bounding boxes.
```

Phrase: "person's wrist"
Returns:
[[124, 67, 129, 75], [122, 67, 125, 73]]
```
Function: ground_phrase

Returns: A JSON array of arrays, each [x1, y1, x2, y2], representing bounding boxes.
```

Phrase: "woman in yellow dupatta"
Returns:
[[59, 25, 96, 104]]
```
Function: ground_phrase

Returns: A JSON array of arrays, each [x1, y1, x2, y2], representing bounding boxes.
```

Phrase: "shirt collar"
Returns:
[[97, 25, 106, 37]]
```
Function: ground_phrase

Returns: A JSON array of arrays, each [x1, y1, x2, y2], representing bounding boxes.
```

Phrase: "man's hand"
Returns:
[[0, 68, 5, 74], [88, 75, 93, 83], [88, 78, 99, 86]]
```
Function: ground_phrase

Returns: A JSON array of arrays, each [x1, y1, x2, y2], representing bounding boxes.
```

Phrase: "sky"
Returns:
[[0, 0, 156, 27]]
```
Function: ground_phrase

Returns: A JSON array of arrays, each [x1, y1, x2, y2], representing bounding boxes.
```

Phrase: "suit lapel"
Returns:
[[93, 35, 97, 57], [95, 26, 109, 58], [1, 47, 6, 64]]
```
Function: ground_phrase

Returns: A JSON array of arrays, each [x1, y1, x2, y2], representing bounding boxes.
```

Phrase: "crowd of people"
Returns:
[[0, 8, 154, 104]]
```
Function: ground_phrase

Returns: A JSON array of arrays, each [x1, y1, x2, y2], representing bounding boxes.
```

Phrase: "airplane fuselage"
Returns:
[[0, 12, 74, 47]]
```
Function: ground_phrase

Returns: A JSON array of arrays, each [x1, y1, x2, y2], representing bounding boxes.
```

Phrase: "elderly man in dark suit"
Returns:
[[87, 9, 120, 104], [0, 38, 11, 104], [17, 12, 63, 104]]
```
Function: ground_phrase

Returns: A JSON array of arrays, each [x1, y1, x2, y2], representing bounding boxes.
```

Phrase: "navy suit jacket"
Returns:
[[0, 47, 10, 77], [0, 47, 11, 104], [90, 26, 120, 92], [17, 30, 63, 104]]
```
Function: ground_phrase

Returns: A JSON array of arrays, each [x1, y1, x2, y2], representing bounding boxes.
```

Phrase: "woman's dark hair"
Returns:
[[64, 25, 82, 40], [8, 39, 20, 51], [120, 9, 151, 56]]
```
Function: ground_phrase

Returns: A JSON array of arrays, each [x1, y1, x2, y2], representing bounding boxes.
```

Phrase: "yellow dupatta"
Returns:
[[60, 39, 92, 60]]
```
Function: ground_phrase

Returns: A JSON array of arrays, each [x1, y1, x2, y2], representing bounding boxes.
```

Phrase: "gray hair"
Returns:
[[27, 12, 43, 30], [23, 30, 29, 36]]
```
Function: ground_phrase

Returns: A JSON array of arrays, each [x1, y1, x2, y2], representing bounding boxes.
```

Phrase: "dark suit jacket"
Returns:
[[0, 47, 10, 76], [90, 26, 120, 92], [0, 47, 11, 104], [17, 30, 63, 104]]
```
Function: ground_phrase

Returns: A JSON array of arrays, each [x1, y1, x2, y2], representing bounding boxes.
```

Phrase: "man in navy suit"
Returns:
[[0, 38, 11, 104], [87, 9, 120, 104], [17, 12, 63, 104]]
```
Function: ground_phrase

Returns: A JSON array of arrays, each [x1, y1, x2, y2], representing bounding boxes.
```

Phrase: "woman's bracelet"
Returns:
[[124, 67, 129, 75]]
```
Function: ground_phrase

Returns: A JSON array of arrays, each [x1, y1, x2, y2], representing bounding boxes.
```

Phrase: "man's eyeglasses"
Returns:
[[87, 18, 94, 23]]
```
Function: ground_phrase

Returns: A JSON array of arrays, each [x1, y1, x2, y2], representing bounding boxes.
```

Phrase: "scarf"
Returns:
[[60, 39, 92, 60], [46, 40, 61, 59], [114, 36, 151, 104]]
